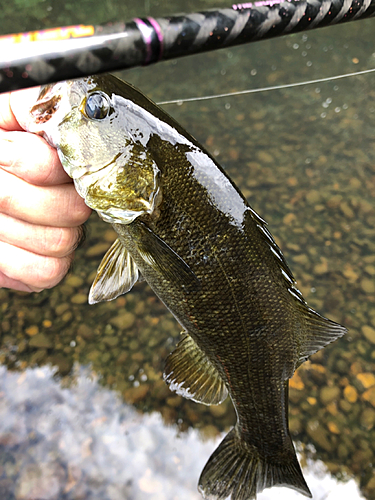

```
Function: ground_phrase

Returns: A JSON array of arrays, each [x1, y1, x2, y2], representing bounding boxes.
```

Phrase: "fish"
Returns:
[[27, 74, 346, 500]]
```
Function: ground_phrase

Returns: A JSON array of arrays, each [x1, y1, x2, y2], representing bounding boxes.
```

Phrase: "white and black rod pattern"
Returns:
[[1, 0, 374, 92]]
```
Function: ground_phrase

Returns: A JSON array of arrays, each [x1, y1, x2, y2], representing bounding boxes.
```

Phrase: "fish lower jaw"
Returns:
[[96, 208, 144, 225]]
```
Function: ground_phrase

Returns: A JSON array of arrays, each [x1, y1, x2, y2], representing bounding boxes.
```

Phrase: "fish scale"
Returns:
[[27, 73, 347, 500]]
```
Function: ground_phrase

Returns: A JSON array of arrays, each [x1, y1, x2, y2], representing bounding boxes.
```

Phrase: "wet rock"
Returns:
[[327, 421, 340, 434], [320, 385, 341, 406], [200, 424, 220, 440], [71, 293, 87, 305], [343, 385, 358, 403], [85, 242, 110, 257], [110, 312, 135, 330], [24, 325, 39, 337], [64, 275, 84, 288], [314, 258, 328, 275], [15, 462, 66, 500], [339, 201, 354, 219], [283, 213, 296, 225], [362, 325, 375, 344], [28, 333, 52, 349], [47, 354, 73, 376], [306, 420, 333, 452], [77, 323, 95, 340], [360, 408, 375, 430], [305, 190, 320, 204], [363, 387, 375, 407], [360, 278, 375, 294], [289, 417, 302, 435], [123, 384, 149, 404], [138, 468, 163, 495], [55, 303, 70, 316], [307, 363, 327, 384], [102, 336, 119, 347], [356, 373, 375, 390], [289, 372, 304, 390], [210, 403, 228, 418]]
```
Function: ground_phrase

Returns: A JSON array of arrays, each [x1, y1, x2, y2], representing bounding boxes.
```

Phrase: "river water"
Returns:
[[1, 0, 375, 499]]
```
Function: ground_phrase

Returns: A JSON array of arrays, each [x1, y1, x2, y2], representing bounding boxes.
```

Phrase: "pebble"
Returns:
[[123, 384, 149, 404], [362, 387, 375, 407], [110, 312, 136, 330], [85, 242, 110, 257], [342, 264, 359, 282], [283, 213, 296, 225], [64, 275, 84, 288], [305, 190, 320, 204], [320, 385, 341, 405], [257, 150, 274, 164], [289, 372, 304, 390], [102, 336, 119, 347], [356, 373, 375, 390], [360, 408, 375, 430], [200, 424, 220, 440], [77, 323, 95, 340], [306, 420, 333, 452], [362, 325, 375, 344], [327, 421, 340, 434], [15, 462, 66, 500], [340, 201, 355, 219], [70, 294, 88, 305], [138, 468, 162, 495], [25, 325, 39, 337], [209, 403, 228, 418], [360, 278, 375, 294], [314, 258, 328, 275], [343, 385, 358, 403], [28, 333, 53, 349], [55, 303, 70, 316]]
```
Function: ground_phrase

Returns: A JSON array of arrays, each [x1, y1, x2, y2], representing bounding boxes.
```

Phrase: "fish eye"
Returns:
[[84, 92, 111, 120]]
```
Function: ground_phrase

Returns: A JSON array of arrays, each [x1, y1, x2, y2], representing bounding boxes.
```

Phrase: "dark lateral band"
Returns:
[[133, 17, 163, 64]]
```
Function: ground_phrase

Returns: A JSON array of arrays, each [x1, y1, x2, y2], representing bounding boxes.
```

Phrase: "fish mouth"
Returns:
[[29, 83, 63, 125], [27, 82, 69, 147]]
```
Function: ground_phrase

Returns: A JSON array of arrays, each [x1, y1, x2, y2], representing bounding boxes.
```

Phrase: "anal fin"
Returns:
[[163, 334, 228, 405], [89, 238, 139, 304]]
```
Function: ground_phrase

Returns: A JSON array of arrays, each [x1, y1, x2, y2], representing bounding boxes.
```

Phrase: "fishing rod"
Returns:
[[0, 0, 374, 93]]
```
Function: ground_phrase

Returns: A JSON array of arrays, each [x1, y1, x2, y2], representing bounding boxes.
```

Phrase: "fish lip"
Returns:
[[29, 84, 62, 124], [27, 82, 69, 147]]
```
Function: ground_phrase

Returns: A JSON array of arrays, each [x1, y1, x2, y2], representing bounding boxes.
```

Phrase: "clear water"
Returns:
[[1, 1, 375, 499]]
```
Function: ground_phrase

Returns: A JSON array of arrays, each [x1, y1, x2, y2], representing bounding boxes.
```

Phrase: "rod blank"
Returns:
[[0, 0, 374, 93]]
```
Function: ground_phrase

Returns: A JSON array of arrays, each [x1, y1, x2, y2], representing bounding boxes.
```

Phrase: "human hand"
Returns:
[[0, 87, 92, 293]]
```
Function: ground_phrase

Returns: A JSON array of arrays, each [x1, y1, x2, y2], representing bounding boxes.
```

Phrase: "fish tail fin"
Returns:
[[198, 427, 312, 500]]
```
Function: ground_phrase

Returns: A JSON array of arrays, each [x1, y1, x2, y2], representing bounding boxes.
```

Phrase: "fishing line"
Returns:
[[157, 67, 375, 105]]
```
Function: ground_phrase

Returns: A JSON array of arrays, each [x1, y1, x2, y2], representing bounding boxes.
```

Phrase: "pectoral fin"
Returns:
[[89, 238, 139, 304], [130, 221, 200, 290], [163, 334, 228, 405]]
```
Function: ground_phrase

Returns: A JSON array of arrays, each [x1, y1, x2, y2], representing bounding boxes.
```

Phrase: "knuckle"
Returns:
[[46, 227, 77, 257], [70, 194, 91, 225], [0, 192, 12, 214], [35, 255, 72, 289]]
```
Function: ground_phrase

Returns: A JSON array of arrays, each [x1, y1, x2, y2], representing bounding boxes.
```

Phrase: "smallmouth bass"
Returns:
[[28, 75, 346, 500]]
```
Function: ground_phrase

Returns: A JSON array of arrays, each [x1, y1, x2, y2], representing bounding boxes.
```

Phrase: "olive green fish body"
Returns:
[[28, 74, 346, 500]]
